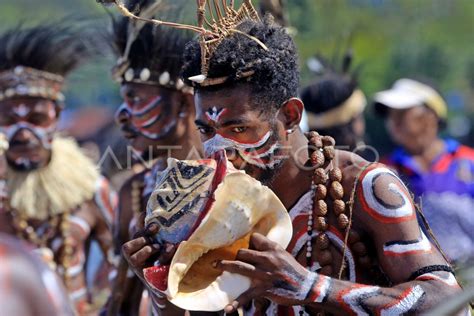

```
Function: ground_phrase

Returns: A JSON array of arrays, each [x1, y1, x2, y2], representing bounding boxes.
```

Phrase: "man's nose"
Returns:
[[115, 105, 131, 125], [13, 128, 35, 142]]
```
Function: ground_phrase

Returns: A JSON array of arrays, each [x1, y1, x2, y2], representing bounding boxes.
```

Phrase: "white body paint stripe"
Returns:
[[383, 231, 431, 255], [313, 275, 331, 303], [416, 272, 458, 287], [69, 215, 91, 236], [205, 106, 227, 123], [379, 285, 424, 316], [342, 286, 380, 315], [69, 287, 87, 301], [66, 263, 84, 278], [203, 131, 272, 153], [362, 168, 414, 218]]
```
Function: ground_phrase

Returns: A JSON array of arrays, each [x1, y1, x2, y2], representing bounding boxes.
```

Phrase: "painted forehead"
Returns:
[[0, 98, 55, 113]]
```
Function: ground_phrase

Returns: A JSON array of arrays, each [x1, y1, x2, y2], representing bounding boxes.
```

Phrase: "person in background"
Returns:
[[301, 53, 368, 154], [0, 22, 116, 315], [374, 78, 474, 264], [105, 0, 203, 314]]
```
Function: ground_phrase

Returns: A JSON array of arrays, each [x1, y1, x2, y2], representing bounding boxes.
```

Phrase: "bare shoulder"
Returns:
[[335, 150, 370, 185]]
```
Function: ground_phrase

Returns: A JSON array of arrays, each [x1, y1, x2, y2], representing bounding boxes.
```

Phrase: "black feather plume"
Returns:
[[0, 20, 96, 76], [110, 0, 192, 81]]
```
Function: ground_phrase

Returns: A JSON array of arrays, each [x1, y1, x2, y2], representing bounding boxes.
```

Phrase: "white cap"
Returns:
[[374, 78, 447, 119]]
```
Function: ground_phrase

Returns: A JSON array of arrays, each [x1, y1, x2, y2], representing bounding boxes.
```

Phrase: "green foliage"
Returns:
[[0, 0, 473, 148]]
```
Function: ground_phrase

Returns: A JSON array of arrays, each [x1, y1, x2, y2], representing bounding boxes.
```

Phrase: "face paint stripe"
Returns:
[[13, 104, 31, 118], [138, 119, 177, 140], [134, 112, 162, 128], [132, 96, 162, 116], [0, 122, 56, 149], [205, 107, 228, 123], [215, 131, 272, 148]]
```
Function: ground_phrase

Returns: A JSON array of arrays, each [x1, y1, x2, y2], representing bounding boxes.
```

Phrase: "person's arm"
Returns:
[[106, 175, 145, 316], [92, 176, 117, 263], [218, 168, 466, 315], [122, 224, 187, 315]]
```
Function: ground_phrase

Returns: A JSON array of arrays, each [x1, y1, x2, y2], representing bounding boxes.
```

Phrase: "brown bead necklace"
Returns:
[[9, 208, 74, 283], [305, 131, 372, 279]]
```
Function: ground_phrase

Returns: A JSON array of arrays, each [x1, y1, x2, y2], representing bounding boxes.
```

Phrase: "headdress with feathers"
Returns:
[[101, 0, 267, 87], [110, 0, 192, 90], [0, 21, 94, 104]]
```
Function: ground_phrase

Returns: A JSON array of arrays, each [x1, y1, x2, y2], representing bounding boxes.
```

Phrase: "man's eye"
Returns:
[[198, 127, 213, 134], [231, 127, 247, 133]]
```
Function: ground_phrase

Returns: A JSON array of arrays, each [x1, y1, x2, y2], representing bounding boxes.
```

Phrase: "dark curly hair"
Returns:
[[181, 15, 299, 113], [301, 53, 364, 148], [301, 74, 358, 116]]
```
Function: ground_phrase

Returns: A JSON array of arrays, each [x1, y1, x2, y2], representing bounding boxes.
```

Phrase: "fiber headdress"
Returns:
[[102, 0, 268, 87], [0, 21, 94, 104], [110, 0, 192, 91]]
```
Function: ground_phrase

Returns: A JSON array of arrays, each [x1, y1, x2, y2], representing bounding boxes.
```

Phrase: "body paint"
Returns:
[[0, 122, 56, 149], [269, 271, 318, 302], [338, 285, 381, 315], [116, 96, 176, 140], [415, 271, 459, 287], [12, 104, 30, 117], [307, 274, 332, 303], [377, 285, 425, 316], [288, 224, 356, 282], [0, 102, 57, 149], [203, 131, 282, 169], [205, 106, 228, 123], [383, 230, 432, 256], [94, 176, 117, 229], [358, 167, 415, 223]]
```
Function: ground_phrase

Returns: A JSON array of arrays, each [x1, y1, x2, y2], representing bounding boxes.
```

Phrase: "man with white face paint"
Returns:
[[0, 22, 116, 314], [105, 1, 204, 314], [115, 1, 469, 315]]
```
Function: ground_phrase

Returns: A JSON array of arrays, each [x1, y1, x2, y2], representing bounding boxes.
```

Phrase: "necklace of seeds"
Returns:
[[305, 132, 373, 276], [9, 209, 74, 284]]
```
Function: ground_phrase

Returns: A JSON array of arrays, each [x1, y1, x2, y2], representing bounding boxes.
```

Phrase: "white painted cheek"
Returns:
[[203, 134, 236, 157]]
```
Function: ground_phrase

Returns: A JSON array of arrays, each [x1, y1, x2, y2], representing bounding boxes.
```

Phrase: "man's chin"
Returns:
[[7, 157, 42, 171], [243, 159, 286, 186]]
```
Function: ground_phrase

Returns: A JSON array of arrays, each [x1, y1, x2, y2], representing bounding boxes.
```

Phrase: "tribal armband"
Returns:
[[409, 265, 455, 281]]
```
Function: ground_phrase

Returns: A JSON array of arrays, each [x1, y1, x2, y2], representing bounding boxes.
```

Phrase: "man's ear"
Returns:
[[278, 98, 304, 130]]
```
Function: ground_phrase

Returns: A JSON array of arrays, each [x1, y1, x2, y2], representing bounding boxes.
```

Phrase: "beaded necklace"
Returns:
[[9, 208, 74, 284]]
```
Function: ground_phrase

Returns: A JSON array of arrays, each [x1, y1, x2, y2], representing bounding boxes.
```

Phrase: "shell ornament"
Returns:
[[144, 151, 292, 311]]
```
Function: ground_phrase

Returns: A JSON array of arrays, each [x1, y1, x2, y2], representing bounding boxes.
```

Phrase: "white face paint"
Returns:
[[116, 96, 177, 141], [205, 107, 228, 123], [12, 104, 30, 118], [203, 131, 283, 169], [0, 122, 56, 149]]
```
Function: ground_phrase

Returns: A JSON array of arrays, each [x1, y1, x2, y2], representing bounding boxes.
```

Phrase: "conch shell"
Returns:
[[144, 151, 292, 311]]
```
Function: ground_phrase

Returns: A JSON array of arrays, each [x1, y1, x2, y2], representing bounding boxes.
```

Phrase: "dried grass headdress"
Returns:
[[102, 0, 268, 87]]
